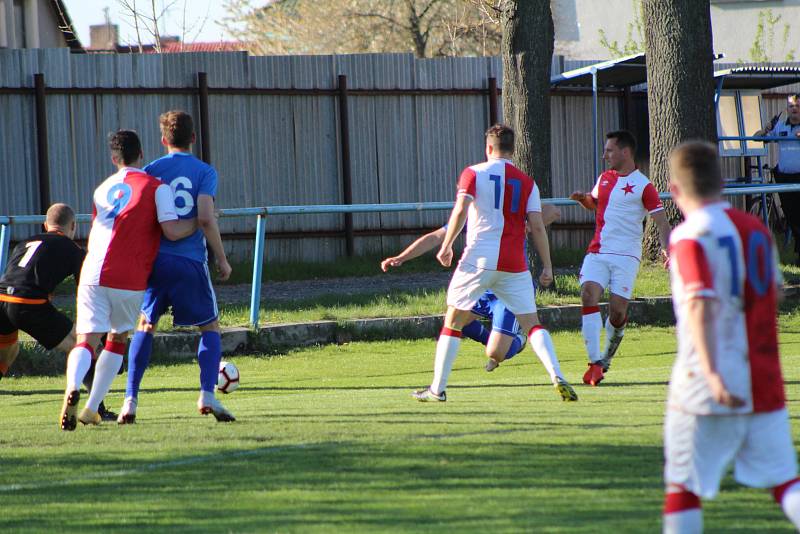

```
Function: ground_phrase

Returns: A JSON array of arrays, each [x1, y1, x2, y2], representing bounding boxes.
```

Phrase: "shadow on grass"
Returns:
[[0, 438, 788, 532], [0, 440, 662, 531]]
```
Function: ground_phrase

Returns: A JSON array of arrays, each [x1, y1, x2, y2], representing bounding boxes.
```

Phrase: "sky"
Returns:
[[61, 0, 245, 47]]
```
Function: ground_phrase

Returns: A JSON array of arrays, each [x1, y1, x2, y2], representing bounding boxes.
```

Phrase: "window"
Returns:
[[716, 90, 767, 157]]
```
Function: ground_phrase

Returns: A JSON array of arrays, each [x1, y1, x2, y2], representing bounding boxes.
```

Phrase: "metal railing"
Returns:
[[2, 183, 800, 329]]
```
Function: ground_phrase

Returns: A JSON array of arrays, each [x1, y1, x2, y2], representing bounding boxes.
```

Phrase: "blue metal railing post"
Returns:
[[0, 224, 9, 273], [249, 214, 267, 330]]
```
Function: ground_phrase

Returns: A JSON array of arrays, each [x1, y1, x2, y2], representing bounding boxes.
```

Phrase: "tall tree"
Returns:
[[500, 0, 554, 196], [221, 0, 502, 58], [642, 0, 717, 259]]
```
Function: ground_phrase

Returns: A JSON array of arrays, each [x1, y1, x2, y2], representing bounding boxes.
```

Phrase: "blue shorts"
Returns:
[[470, 291, 519, 336], [141, 253, 219, 327]]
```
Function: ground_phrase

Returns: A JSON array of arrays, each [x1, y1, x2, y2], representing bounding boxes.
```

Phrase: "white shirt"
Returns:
[[587, 169, 663, 260], [456, 158, 540, 273], [668, 202, 784, 415]]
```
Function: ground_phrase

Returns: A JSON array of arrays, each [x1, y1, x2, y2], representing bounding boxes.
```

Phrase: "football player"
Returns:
[[118, 111, 234, 424], [570, 130, 671, 386]]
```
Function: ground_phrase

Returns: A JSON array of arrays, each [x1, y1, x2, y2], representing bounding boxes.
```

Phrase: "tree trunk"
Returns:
[[642, 0, 717, 259], [500, 1, 554, 197]]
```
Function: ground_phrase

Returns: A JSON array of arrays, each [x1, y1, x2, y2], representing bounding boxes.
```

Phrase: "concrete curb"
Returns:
[[12, 288, 797, 374], [150, 296, 677, 359]]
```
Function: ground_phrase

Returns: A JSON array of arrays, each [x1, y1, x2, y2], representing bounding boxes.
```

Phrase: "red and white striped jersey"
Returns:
[[588, 169, 663, 260], [668, 202, 784, 415], [80, 167, 178, 291], [456, 158, 540, 273]]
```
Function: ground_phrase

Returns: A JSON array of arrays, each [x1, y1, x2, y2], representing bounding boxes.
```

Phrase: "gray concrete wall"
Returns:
[[554, 0, 800, 62]]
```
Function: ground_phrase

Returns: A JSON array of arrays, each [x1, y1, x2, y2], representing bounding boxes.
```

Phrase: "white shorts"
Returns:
[[579, 253, 640, 299], [75, 285, 145, 335], [447, 262, 537, 315], [664, 408, 798, 499]]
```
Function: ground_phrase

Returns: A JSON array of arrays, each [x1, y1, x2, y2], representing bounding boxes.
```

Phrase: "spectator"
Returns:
[[756, 94, 800, 260]]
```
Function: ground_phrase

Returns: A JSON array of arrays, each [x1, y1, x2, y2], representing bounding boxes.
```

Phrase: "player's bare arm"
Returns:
[[686, 297, 745, 408], [437, 196, 470, 267], [650, 210, 673, 268], [527, 211, 553, 287], [541, 204, 561, 226], [381, 227, 446, 272], [570, 190, 596, 211], [197, 194, 232, 281], [160, 218, 197, 241]]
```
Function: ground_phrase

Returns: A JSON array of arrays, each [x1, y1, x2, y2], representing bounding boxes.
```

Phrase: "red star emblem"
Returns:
[[622, 182, 635, 195]]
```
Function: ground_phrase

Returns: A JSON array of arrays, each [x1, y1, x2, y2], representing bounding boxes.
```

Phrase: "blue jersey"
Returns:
[[144, 152, 217, 263]]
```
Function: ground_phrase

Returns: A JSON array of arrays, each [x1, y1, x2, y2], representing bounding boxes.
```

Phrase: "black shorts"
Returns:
[[0, 301, 73, 350]]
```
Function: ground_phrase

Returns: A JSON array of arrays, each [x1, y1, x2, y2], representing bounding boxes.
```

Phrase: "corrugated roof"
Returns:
[[158, 42, 248, 53], [714, 66, 800, 90], [550, 53, 647, 89]]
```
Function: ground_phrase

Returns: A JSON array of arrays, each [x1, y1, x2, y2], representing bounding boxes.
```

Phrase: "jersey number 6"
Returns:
[[171, 177, 194, 217]]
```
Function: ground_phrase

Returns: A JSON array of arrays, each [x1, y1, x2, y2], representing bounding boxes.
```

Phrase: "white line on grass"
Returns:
[[0, 443, 314, 493]]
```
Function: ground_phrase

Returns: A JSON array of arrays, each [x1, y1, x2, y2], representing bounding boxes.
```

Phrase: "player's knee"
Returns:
[[107, 332, 129, 344], [485, 346, 506, 361], [610, 308, 627, 326], [580, 285, 598, 305], [0, 331, 19, 350]]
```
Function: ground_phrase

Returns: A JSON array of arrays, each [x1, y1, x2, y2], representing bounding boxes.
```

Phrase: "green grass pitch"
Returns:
[[1, 321, 799, 533]]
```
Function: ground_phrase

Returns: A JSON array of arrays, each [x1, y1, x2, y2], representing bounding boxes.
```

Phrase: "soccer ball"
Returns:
[[217, 361, 240, 394]]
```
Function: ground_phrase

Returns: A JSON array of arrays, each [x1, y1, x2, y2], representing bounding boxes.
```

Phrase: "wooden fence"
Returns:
[[1, 48, 797, 262]]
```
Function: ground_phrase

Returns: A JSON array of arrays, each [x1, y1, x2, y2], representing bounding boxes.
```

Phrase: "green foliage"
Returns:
[[749, 9, 796, 63], [598, 0, 645, 58], [1, 322, 799, 532]]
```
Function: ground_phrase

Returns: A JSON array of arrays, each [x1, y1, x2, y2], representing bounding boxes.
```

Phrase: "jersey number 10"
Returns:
[[717, 230, 772, 297]]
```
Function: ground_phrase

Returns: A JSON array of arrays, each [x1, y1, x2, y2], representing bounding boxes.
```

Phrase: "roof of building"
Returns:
[[92, 40, 248, 54], [49, 0, 84, 52], [714, 65, 800, 90], [550, 53, 648, 89], [158, 41, 248, 53]]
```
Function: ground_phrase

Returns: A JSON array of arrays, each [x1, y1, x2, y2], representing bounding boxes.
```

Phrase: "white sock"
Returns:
[[66, 344, 93, 392], [529, 326, 562, 382], [430, 328, 461, 395], [581, 307, 602, 363], [663, 509, 702, 534], [85, 348, 124, 412], [778, 480, 800, 529], [602, 316, 626, 357]]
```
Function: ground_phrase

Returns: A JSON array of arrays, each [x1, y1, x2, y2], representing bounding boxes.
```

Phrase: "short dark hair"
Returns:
[[669, 141, 723, 198], [606, 130, 637, 153], [485, 124, 515, 153], [45, 203, 74, 227], [789, 93, 800, 104], [108, 130, 142, 165], [159, 110, 194, 149]]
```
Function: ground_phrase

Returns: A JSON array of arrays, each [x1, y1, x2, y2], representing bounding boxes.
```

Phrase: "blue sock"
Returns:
[[503, 334, 524, 361], [462, 320, 490, 345], [198, 331, 222, 393], [125, 331, 153, 398]]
